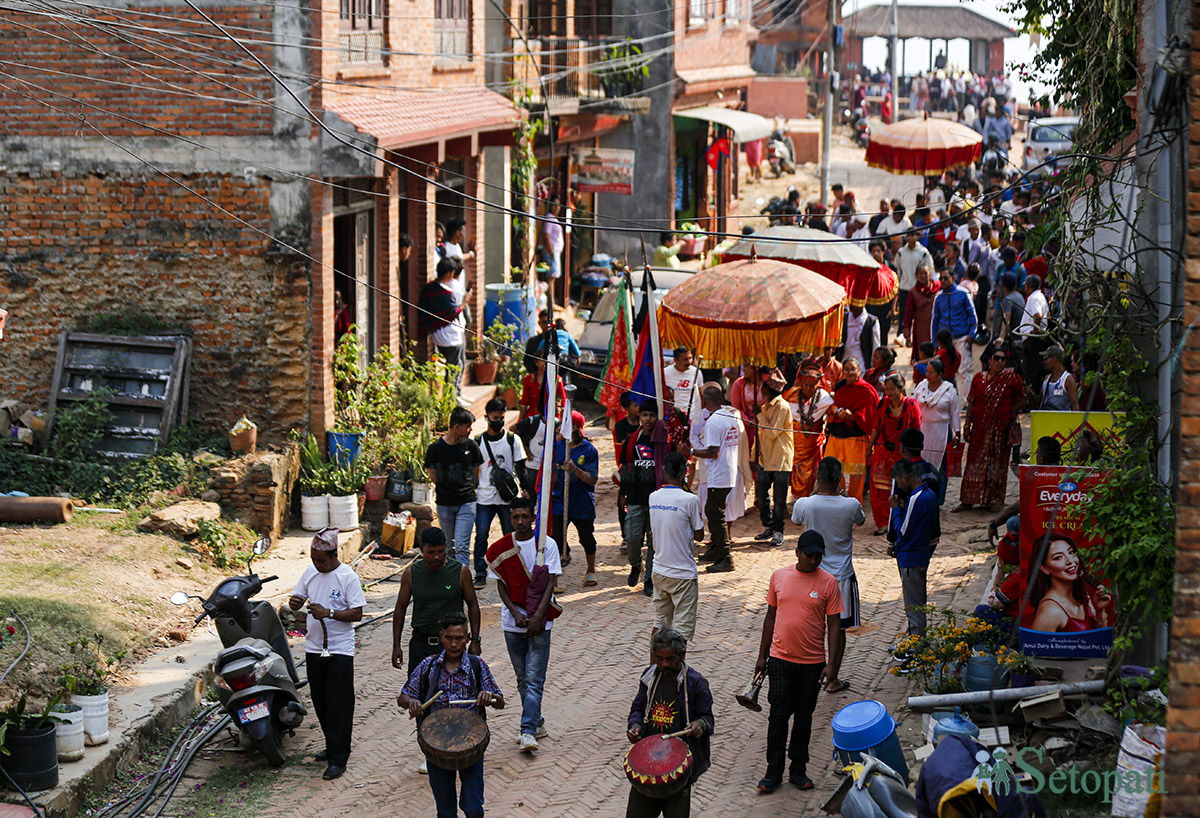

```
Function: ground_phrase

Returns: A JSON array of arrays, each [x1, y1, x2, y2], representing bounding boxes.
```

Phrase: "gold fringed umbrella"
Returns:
[[657, 257, 846, 368], [865, 112, 983, 176]]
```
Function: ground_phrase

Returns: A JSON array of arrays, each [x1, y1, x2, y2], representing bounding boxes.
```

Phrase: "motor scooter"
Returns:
[[766, 129, 796, 176], [171, 537, 306, 767], [851, 107, 871, 148], [980, 140, 1010, 178]]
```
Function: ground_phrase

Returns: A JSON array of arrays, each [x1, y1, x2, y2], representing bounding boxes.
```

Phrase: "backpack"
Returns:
[[481, 433, 520, 504]]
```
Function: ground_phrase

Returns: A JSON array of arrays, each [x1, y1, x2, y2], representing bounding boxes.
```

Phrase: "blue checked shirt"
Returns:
[[403, 651, 502, 715]]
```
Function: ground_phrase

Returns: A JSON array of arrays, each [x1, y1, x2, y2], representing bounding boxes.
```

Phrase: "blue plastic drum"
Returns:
[[831, 700, 909, 783], [484, 283, 538, 341]]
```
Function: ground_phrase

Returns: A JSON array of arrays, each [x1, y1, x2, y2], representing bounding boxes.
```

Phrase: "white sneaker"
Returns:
[[535, 724, 549, 739], [518, 733, 539, 753], [418, 759, 428, 774]]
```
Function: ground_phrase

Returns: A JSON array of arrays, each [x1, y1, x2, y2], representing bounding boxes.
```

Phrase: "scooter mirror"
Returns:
[[170, 591, 190, 606], [253, 537, 270, 556]]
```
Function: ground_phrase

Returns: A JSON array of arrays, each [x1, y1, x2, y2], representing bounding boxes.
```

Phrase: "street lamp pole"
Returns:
[[820, 0, 837, 204]]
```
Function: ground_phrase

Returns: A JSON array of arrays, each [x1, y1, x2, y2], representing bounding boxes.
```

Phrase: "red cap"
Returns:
[[571, 410, 586, 434]]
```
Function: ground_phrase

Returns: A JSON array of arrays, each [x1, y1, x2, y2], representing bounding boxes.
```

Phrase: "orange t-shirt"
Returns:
[[766, 566, 844, 664]]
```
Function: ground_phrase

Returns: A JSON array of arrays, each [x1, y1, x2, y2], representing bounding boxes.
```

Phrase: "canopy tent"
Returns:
[[657, 258, 846, 367], [672, 106, 774, 143]]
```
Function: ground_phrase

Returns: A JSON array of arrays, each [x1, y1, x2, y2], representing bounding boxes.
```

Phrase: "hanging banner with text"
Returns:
[[573, 148, 635, 195], [1017, 465, 1116, 658]]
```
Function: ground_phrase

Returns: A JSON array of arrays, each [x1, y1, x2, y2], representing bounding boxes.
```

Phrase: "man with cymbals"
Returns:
[[398, 612, 504, 818], [625, 629, 714, 818], [753, 530, 845, 793]]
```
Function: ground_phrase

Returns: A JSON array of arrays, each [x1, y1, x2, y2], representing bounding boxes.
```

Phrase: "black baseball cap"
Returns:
[[797, 530, 826, 556]]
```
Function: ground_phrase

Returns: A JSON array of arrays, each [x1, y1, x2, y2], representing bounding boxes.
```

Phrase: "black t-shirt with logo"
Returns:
[[623, 431, 658, 506], [424, 437, 484, 506]]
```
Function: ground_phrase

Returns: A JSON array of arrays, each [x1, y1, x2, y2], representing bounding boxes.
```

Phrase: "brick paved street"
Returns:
[[230, 426, 1001, 818]]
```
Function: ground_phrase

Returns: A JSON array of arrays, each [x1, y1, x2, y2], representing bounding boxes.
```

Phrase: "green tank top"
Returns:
[[410, 558, 465, 635]]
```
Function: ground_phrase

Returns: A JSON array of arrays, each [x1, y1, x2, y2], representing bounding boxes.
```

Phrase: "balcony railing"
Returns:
[[510, 37, 645, 104]]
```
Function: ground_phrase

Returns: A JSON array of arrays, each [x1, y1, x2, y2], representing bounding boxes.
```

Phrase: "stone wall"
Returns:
[[1164, 7, 1200, 816], [209, 443, 301, 540]]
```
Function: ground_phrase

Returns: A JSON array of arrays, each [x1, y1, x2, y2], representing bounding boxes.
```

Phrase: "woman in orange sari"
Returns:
[[823, 358, 879, 503], [866, 374, 922, 533], [783, 361, 834, 497]]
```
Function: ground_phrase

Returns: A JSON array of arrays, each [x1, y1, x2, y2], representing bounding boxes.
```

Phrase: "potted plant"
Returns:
[[474, 321, 516, 386], [358, 433, 390, 502], [59, 634, 123, 746], [1004, 650, 1038, 689], [405, 429, 434, 505], [1, 693, 64, 791], [594, 38, 649, 98], [328, 457, 369, 531], [297, 432, 331, 531], [329, 327, 367, 466], [888, 606, 971, 695], [497, 356, 524, 410], [50, 700, 85, 762]]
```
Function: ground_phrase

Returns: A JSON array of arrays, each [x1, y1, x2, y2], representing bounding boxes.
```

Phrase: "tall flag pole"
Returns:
[[536, 329, 559, 552], [595, 271, 635, 411]]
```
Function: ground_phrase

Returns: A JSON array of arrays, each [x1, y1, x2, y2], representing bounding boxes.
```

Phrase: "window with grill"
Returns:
[[688, 0, 707, 25], [725, 0, 742, 22], [435, 0, 471, 61], [339, 0, 384, 63]]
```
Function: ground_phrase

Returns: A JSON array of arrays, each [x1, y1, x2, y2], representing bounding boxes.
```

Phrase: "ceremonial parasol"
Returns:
[[657, 258, 846, 367], [865, 112, 982, 176], [720, 226, 898, 307]]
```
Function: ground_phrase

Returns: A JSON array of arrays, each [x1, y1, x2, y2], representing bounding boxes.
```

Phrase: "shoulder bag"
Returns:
[[482, 433, 520, 503]]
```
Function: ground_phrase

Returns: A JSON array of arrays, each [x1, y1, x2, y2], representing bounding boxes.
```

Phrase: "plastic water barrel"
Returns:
[[301, 494, 330, 532], [831, 700, 909, 783], [965, 652, 1009, 692], [484, 283, 538, 341], [327, 431, 362, 468], [328, 495, 359, 531]]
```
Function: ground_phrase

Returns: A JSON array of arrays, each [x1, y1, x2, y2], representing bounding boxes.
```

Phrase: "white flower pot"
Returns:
[[71, 691, 109, 746], [411, 482, 432, 505], [300, 494, 330, 531], [328, 494, 359, 531], [52, 704, 86, 761]]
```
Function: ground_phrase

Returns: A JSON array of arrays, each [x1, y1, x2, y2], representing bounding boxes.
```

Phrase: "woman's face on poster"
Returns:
[[1041, 539, 1080, 583]]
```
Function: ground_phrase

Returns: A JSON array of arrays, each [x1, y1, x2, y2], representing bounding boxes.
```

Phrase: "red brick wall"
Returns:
[[1164, 10, 1200, 814], [747, 76, 809, 119], [0, 7, 274, 137]]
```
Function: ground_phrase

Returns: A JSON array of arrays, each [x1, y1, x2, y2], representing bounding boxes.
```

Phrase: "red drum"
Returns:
[[623, 734, 694, 798]]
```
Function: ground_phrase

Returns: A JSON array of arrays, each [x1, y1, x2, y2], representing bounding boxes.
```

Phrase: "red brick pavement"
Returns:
[[248, 432, 999, 818]]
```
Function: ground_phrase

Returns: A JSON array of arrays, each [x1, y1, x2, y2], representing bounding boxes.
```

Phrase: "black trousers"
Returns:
[[408, 632, 442, 678], [307, 653, 355, 766], [765, 657, 825, 780], [866, 300, 894, 347], [705, 486, 731, 560], [756, 470, 789, 533], [552, 514, 597, 556], [626, 783, 691, 818]]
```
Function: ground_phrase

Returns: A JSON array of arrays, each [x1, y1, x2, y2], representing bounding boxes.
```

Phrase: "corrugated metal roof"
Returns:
[[324, 88, 520, 151], [844, 5, 1015, 41]]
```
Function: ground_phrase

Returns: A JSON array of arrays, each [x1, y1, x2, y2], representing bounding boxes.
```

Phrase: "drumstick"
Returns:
[[406, 690, 444, 719], [657, 728, 692, 740], [444, 699, 483, 705]]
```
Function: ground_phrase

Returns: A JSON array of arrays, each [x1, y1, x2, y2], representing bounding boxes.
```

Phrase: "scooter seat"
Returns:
[[217, 640, 270, 667]]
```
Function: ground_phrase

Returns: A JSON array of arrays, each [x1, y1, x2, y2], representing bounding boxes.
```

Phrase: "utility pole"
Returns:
[[889, 0, 899, 119], [819, 0, 837, 204]]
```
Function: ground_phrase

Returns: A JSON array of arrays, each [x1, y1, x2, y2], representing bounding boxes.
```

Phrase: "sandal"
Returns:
[[584, 572, 597, 587], [825, 679, 851, 694], [950, 503, 973, 513], [872, 528, 887, 537]]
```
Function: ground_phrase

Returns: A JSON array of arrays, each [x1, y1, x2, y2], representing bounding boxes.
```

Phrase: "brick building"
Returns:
[[0, 0, 517, 441]]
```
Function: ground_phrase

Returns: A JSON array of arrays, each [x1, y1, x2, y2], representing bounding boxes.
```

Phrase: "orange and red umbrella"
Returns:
[[657, 258, 845, 367], [865, 113, 982, 176], [721, 226, 897, 307]]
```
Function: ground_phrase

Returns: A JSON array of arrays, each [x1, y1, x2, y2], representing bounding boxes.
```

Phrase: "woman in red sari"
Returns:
[[823, 358, 879, 503], [866, 374, 922, 533], [957, 347, 1026, 512]]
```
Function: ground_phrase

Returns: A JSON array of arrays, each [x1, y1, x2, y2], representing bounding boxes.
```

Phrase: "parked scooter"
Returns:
[[171, 537, 306, 767], [980, 140, 1010, 178], [850, 106, 871, 148], [822, 754, 917, 818], [766, 129, 796, 176]]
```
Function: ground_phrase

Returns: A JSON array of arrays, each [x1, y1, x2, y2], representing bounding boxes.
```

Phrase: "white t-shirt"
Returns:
[[663, 365, 700, 416], [648, 486, 703, 580], [702, 406, 741, 489], [475, 431, 526, 506], [488, 535, 562, 633], [542, 217, 564, 256], [1017, 289, 1049, 337], [292, 563, 367, 657], [880, 216, 912, 236], [443, 240, 464, 259], [791, 495, 866, 581], [430, 280, 465, 348]]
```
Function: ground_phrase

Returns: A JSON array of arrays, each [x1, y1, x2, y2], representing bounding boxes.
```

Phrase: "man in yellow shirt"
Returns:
[[754, 369, 795, 546]]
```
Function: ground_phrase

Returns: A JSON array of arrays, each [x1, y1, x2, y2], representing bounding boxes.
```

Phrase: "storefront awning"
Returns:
[[672, 106, 773, 143]]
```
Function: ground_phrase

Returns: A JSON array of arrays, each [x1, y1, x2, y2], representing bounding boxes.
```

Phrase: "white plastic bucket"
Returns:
[[71, 691, 109, 746], [301, 494, 330, 531], [411, 483, 432, 505], [328, 494, 359, 531], [53, 705, 85, 761]]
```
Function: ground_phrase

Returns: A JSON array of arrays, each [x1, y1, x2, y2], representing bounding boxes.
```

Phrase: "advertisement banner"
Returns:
[[1029, 410, 1124, 464], [573, 148, 635, 195], [1017, 465, 1115, 658]]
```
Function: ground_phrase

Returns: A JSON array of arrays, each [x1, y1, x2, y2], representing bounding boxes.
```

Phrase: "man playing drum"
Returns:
[[625, 629, 714, 818], [399, 612, 504, 818]]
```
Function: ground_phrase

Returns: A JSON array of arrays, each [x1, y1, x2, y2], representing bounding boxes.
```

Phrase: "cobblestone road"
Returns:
[[239, 426, 1000, 818]]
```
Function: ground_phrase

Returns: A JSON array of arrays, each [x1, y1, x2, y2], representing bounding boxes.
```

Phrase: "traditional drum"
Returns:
[[417, 708, 490, 770], [623, 734, 694, 798]]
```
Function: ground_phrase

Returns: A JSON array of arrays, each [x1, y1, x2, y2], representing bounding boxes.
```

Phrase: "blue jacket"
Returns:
[[551, 438, 598, 519], [628, 664, 714, 784], [930, 284, 978, 340], [890, 483, 938, 567]]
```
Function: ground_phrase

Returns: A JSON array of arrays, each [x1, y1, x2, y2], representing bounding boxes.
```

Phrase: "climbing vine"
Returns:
[[510, 85, 539, 276]]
